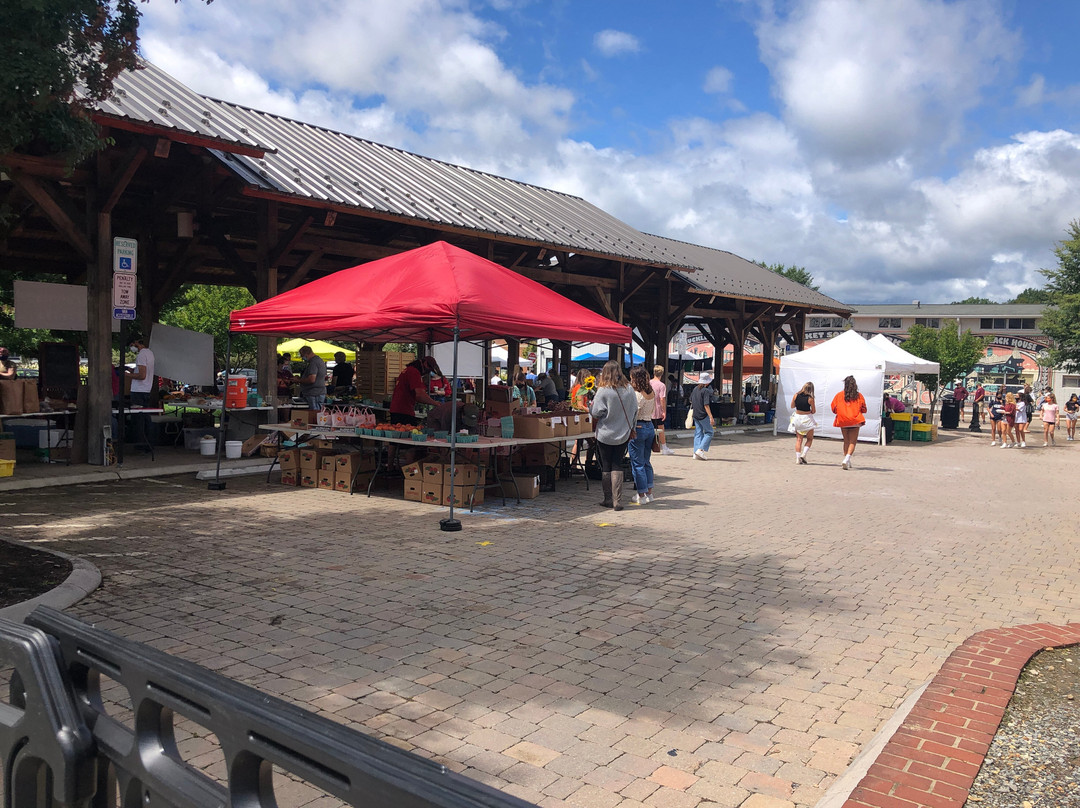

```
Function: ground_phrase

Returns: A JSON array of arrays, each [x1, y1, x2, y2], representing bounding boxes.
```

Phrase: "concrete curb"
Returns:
[[0, 544, 101, 623]]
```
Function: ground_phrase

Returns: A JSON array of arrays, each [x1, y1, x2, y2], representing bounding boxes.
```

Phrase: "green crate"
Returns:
[[911, 424, 932, 442], [894, 422, 911, 439]]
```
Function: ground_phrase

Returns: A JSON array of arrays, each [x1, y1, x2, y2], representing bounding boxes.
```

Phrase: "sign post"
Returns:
[[113, 237, 138, 466]]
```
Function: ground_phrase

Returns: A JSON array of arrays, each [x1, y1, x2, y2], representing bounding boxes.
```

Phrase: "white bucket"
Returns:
[[199, 437, 216, 456], [225, 440, 243, 459]]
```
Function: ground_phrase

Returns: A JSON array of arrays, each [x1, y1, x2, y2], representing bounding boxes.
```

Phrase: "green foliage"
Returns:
[[1010, 287, 1054, 304], [754, 261, 819, 290], [951, 296, 996, 304], [1036, 220, 1080, 371], [1041, 220, 1080, 297], [0, 0, 142, 165], [159, 284, 257, 371], [904, 320, 989, 417]]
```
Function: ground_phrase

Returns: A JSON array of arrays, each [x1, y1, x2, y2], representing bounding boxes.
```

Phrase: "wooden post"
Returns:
[[86, 174, 112, 465], [256, 201, 277, 402]]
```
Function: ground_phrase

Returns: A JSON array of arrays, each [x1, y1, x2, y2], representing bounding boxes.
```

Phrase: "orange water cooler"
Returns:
[[225, 377, 249, 408]]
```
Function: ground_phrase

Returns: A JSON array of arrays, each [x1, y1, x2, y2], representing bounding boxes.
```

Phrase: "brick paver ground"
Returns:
[[3, 429, 1079, 808]]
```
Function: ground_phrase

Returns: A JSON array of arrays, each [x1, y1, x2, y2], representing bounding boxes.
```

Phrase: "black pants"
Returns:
[[596, 439, 629, 473]]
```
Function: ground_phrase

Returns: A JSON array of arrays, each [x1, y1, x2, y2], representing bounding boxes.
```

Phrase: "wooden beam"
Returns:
[[281, 248, 325, 292], [514, 265, 618, 289], [587, 285, 618, 322], [7, 170, 93, 261], [101, 145, 148, 214], [0, 153, 90, 183], [619, 270, 655, 305], [268, 213, 313, 267], [91, 114, 268, 157]]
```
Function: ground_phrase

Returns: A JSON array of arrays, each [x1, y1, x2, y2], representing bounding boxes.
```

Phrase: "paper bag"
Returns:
[[21, 380, 39, 414]]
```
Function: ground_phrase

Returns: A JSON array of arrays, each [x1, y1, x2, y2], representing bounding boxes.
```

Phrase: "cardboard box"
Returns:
[[241, 433, 267, 456], [443, 485, 484, 507], [401, 461, 424, 480], [278, 448, 299, 470], [299, 471, 318, 488], [422, 460, 444, 481], [335, 470, 372, 493], [512, 415, 555, 440], [486, 385, 513, 403], [404, 479, 422, 501], [289, 410, 315, 426], [317, 469, 335, 490], [280, 470, 298, 486], [551, 418, 567, 438], [421, 483, 443, 505], [336, 452, 375, 474], [500, 474, 540, 500], [299, 448, 332, 470], [311, 438, 335, 450], [487, 400, 520, 418], [522, 442, 560, 467], [0, 437, 14, 461], [443, 463, 478, 486], [321, 456, 337, 471], [580, 414, 593, 434]]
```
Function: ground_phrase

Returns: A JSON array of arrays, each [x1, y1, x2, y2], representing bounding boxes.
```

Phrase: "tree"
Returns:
[[903, 320, 989, 420], [0, 0, 141, 165], [158, 284, 257, 373], [755, 261, 819, 290], [1039, 220, 1080, 371], [951, 296, 996, 304], [1011, 288, 1054, 304]]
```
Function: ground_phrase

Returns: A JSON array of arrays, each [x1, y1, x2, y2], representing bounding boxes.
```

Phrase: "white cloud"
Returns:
[[757, 0, 1019, 166], [593, 30, 641, 57], [703, 66, 733, 95]]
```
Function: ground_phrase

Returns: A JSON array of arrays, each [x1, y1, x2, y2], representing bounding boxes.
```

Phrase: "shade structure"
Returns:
[[230, 241, 631, 344], [721, 353, 780, 378], [277, 338, 355, 361], [868, 334, 941, 374]]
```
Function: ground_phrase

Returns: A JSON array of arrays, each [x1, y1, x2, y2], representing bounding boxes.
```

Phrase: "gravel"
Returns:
[[966, 646, 1080, 806]]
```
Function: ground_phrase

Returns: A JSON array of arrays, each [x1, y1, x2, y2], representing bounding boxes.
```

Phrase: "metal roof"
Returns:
[[849, 304, 1047, 317], [86, 59, 272, 154], [207, 101, 694, 267], [646, 234, 851, 313], [89, 60, 850, 311]]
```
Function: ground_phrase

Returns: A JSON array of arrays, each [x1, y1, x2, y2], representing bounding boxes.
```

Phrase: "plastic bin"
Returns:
[[200, 438, 216, 456], [0, 459, 14, 477], [225, 440, 243, 459], [894, 421, 911, 440], [184, 427, 219, 451], [912, 423, 933, 442]]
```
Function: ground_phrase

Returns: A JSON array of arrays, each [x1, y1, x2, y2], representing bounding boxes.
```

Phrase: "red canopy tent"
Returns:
[[722, 353, 779, 378], [230, 241, 631, 344], [227, 241, 631, 529]]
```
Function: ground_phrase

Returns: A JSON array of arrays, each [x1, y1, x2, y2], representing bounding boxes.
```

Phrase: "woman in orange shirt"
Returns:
[[831, 375, 867, 470]]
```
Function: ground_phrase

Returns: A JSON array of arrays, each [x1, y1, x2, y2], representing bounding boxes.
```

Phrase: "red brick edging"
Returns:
[[842, 622, 1080, 808]]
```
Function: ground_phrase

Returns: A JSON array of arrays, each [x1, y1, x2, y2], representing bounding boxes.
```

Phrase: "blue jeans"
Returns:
[[627, 422, 655, 493], [694, 416, 713, 453], [304, 393, 326, 411]]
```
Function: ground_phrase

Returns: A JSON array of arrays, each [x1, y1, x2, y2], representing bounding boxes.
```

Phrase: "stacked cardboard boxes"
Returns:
[[401, 461, 483, 507]]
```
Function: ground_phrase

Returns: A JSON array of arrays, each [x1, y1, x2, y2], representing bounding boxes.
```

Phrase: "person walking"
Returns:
[[988, 390, 1005, 446], [589, 360, 637, 512], [1014, 389, 1030, 448], [650, 364, 673, 455], [831, 375, 866, 470], [789, 381, 817, 464], [627, 365, 656, 504], [1040, 392, 1059, 446], [690, 372, 716, 460], [1001, 392, 1017, 448], [1065, 393, 1079, 441]]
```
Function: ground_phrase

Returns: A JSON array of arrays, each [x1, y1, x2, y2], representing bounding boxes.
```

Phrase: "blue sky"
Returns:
[[137, 0, 1080, 306]]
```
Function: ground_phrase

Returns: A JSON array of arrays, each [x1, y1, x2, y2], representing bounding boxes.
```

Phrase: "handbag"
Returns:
[[651, 431, 662, 452], [684, 409, 694, 429]]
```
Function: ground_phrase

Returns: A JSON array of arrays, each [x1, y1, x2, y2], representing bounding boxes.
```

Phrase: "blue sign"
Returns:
[[113, 308, 136, 320], [118, 257, 132, 270]]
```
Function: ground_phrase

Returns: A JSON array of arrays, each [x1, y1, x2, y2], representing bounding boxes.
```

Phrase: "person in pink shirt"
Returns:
[[650, 364, 673, 455], [1040, 392, 1059, 446]]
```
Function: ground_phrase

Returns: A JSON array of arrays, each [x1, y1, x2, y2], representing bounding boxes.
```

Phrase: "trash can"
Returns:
[[940, 399, 960, 429]]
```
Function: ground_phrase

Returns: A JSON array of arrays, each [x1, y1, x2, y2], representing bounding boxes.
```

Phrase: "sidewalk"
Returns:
[[3, 429, 1078, 808]]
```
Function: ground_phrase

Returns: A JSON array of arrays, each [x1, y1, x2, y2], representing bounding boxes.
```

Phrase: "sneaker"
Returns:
[[660, 445, 675, 455], [644, 493, 654, 504], [694, 449, 708, 460], [990, 441, 997, 446], [799, 456, 808, 464], [795, 455, 801, 464], [1021, 442, 1026, 448], [1043, 442, 1049, 447], [631, 493, 645, 505]]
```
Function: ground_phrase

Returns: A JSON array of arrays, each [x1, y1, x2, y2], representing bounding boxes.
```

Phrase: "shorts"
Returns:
[[1067, 412, 1078, 421], [788, 413, 817, 434]]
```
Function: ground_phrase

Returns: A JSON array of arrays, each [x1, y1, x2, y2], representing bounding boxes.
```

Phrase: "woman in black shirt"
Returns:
[[330, 351, 354, 394], [789, 381, 817, 464]]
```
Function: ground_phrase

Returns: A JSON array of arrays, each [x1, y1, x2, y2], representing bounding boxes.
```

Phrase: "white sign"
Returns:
[[113, 273, 137, 308], [113, 237, 138, 274]]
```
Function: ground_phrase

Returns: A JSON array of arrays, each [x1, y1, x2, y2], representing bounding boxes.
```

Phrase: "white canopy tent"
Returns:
[[774, 330, 932, 443], [868, 334, 941, 376]]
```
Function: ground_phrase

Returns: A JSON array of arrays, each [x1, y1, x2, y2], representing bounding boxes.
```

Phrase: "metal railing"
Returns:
[[2, 607, 537, 808]]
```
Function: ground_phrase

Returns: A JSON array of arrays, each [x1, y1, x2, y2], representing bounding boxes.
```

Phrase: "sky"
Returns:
[[135, 0, 1080, 306]]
